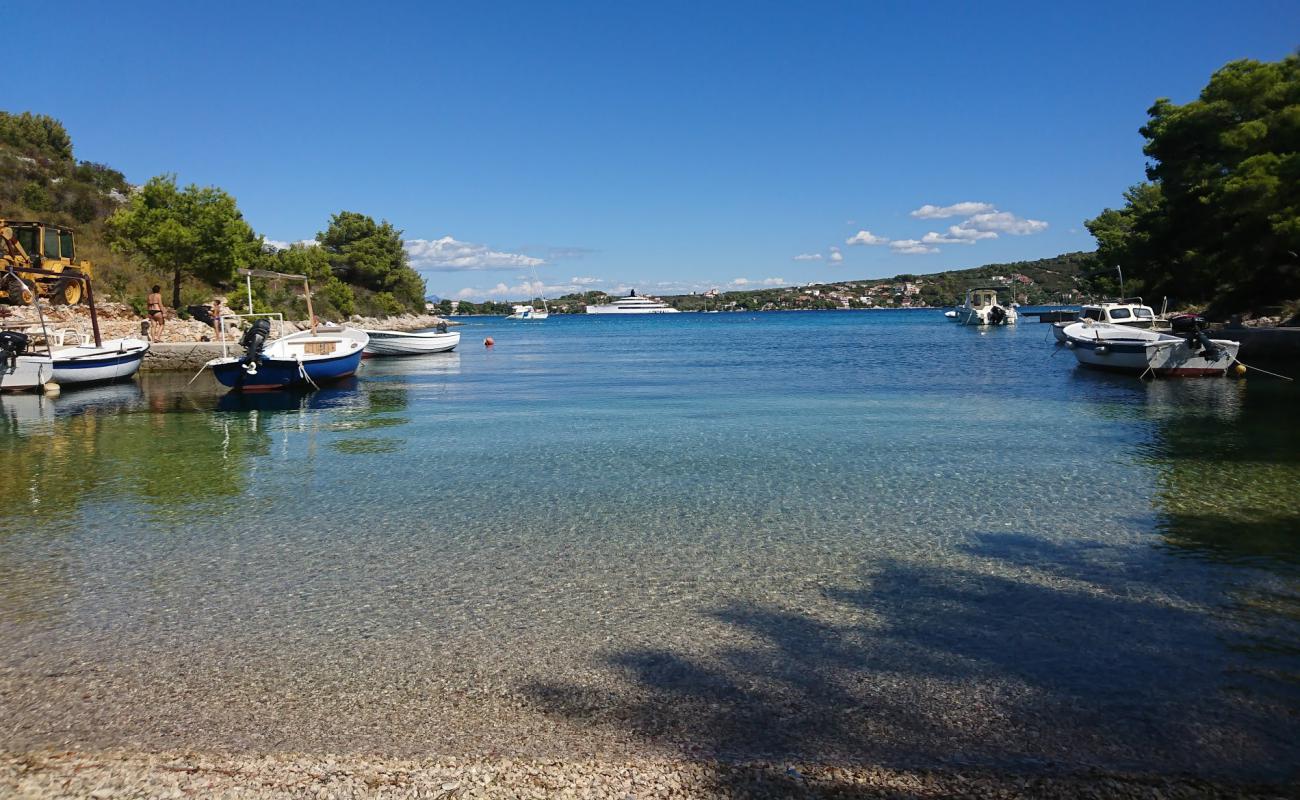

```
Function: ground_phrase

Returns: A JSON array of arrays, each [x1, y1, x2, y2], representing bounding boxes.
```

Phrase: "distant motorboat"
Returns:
[[1061, 316, 1239, 376], [363, 327, 460, 356], [585, 290, 680, 315], [954, 287, 1017, 326], [506, 304, 549, 320], [1051, 298, 1170, 343]]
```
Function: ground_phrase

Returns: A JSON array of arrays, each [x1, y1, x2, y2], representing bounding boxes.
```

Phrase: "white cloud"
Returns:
[[910, 202, 996, 219], [956, 211, 1048, 235], [944, 225, 999, 241], [731, 277, 787, 287], [793, 253, 823, 261], [406, 235, 544, 271], [846, 230, 889, 246], [920, 229, 987, 245], [828, 247, 843, 263], [890, 239, 939, 255]]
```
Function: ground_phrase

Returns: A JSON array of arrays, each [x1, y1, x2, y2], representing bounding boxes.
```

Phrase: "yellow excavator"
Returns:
[[0, 219, 94, 305]]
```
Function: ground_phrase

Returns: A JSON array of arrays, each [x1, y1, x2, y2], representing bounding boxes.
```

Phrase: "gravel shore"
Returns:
[[4, 751, 1292, 799]]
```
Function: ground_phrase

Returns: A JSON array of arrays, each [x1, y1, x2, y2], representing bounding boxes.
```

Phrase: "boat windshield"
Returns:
[[1134, 307, 1153, 319], [1111, 308, 1132, 320], [1082, 308, 1104, 321]]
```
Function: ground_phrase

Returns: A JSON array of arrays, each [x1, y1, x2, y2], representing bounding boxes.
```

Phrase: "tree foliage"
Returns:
[[316, 211, 425, 311], [1087, 54, 1300, 311], [106, 175, 260, 307], [0, 111, 73, 162]]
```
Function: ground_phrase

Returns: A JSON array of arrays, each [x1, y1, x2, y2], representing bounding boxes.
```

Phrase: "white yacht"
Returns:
[[507, 303, 549, 320], [1051, 299, 1169, 342], [585, 290, 681, 315], [954, 287, 1017, 326]]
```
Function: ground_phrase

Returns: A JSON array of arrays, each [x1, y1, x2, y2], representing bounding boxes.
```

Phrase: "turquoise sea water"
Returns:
[[1, 310, 1298, 775]]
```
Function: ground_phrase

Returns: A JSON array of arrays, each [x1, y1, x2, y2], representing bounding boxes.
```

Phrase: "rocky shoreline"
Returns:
[[3, 751, 1290, 799], [0, 303, 456, 345]]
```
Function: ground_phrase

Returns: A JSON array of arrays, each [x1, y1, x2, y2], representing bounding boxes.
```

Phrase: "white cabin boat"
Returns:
[[363, 328, 460, 356], [1051, 299, 1169, 343], [954, 287, 1017, 326], [1061, 316, 1240, 376], [585, 290, 681, 315], [507, 304, 549, 320]]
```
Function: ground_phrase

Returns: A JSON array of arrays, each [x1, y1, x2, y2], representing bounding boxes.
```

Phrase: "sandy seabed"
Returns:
[[3, 750, 1293, 799]]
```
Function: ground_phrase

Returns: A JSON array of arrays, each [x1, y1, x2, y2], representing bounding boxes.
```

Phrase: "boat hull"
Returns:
[[584, 306, 680, 314], [51, 339, 149, 385], [0, 356, 54, 392], [209, 349, 364, 390], [1062, 323, 1240, 376], [363, 330, 460, 356], [956, 306, 1017, 326]]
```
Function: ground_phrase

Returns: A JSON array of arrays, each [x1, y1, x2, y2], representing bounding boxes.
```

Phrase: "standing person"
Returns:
[[146, 285, 165, 342], [211, 298, 224, 329]]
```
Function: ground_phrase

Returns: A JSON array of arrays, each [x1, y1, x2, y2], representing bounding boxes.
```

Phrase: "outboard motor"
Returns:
[[988, 305, 1007, 325], [0, 330, 29, 370], [1169, 314, 1222, 360], [239, 318, 272, 361]]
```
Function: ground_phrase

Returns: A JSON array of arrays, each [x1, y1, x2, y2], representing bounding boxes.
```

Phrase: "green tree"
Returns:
[[0, 111, 73, 161], [316, 211, 426, 311], [106, 175, 260, 308], [1087, 54, 1300, 311]]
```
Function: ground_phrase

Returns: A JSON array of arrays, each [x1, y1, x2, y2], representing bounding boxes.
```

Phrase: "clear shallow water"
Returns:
[[1, 310, 1297, 775]]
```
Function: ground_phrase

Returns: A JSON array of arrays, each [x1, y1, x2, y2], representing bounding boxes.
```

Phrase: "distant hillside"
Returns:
[[545, 252, 1095, 313]]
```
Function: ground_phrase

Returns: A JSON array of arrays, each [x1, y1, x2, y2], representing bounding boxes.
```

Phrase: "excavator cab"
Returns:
[[0, 219, 93, 305]]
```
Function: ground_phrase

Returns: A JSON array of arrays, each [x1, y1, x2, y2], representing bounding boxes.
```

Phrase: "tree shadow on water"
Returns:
[[524, 532, 1300, 794]]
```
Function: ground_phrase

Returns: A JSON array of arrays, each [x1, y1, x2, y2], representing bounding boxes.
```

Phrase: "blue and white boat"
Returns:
[[207, 322, 368, 391], [49, 334, 149, 385]]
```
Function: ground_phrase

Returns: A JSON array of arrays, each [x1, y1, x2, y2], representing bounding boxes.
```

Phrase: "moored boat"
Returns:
[[207, 322, 368, 390], [1051, 298, 1169, 343], [506, 304, 549, 320], [954, 287, 1017, 326], [48, 332, 149, 385], [362, 327, 460, 356], [0, 330, 54, 392], [1061, 316, 1240, 376]]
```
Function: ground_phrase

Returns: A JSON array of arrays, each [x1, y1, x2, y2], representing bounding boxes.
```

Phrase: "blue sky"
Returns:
[[12, 1, 1298, 300]]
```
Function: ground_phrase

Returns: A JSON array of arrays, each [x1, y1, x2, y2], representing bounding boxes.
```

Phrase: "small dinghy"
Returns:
[[1061, 315, 1240, 377], [362, 326, 460, 356], [48, 331, 149, 385]]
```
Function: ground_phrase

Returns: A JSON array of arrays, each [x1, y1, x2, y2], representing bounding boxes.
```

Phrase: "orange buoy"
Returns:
[[484, 337, 494, 347]]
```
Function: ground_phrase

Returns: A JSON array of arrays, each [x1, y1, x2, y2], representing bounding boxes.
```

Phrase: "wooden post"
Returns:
[[83, 275, 102, 347], [304, 278, 315, 334]]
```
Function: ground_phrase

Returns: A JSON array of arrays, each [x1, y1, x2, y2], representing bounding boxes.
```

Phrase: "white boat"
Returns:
[[1051, 298, 1170, 343], [1061, 316, 1240, 376], [954, 287, 1017, 326], [46, 329, 149, 385], [585, 290, 681, 315], [0, 331, 53, 392], [943, 310, 958, 320], [506, 304, 549, 320], [362, 328, 461, 356]]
